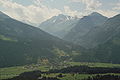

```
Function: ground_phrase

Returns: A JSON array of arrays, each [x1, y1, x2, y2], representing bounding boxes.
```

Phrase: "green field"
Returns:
[[69, 62, 120, 68], [0, 65, 51, 79], [1, 62, 120, 80]]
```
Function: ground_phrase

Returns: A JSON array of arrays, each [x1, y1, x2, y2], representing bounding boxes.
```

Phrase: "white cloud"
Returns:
[[96, 10, 119, 17], [34, 0, 44, 7], [70, 0, 102, 11], [64, 6, 83, 17], [0, 0, 62, 26], [69, 0, 119, 17], [112, 1, 120, 10], [0, 0, 119, 26]]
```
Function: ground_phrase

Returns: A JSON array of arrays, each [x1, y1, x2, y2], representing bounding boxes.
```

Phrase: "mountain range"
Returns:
[[0, 11, 120, 67], [37, 12, 120, 63]]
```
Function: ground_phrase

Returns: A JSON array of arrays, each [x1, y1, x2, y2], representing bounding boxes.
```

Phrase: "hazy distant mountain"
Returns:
[[64, 12, 108, 48], [0, 11, 81, 67], [74, 14, 120, 63], [39, 14, 79, 38]]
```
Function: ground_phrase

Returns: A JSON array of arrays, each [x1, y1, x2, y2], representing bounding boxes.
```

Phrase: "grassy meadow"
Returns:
[[1, 62, 120, 80]]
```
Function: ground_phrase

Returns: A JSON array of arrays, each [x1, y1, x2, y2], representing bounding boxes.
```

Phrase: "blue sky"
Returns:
[[0, 0, 120, 25]]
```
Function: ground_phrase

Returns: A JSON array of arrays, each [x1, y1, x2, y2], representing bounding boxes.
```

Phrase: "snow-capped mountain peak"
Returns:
[[39, 14, 79, 38]]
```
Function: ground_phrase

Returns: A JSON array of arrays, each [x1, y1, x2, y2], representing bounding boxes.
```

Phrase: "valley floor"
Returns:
[[1, 62, 120, 80]]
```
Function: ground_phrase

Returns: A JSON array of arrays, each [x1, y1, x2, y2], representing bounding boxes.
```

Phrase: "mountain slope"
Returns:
[[0, 12, 81, 68], [64, 12, 108, 48], [73, 14, 120, 63], [39, 14, 79, 38], [91, 14, 120, 63]]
